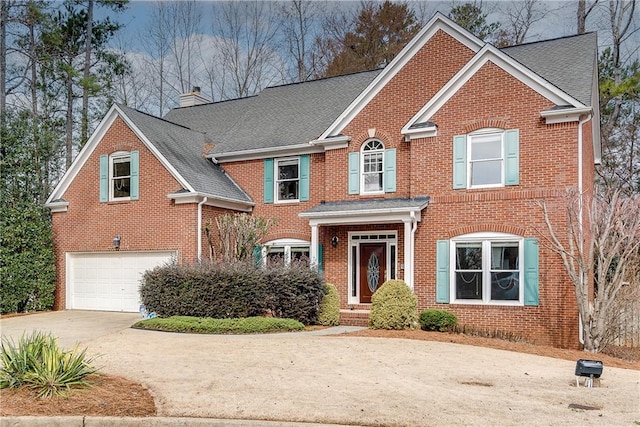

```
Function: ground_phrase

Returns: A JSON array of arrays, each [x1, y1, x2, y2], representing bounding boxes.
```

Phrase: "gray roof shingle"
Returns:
[[118, 104, 252, 203], [164, 70, 382, 155], [501, 32, 597, 107]]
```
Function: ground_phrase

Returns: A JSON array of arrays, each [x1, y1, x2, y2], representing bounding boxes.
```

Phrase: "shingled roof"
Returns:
[[164, 70, 382, 155], [118, 105, 252, 203], [501, 32, 598, 107]]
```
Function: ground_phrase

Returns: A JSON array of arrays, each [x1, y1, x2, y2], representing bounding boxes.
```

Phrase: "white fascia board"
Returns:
[[46, 105, 120, 205], [540, 107, 592, 124], [402, 126, 438, 141], [317, 14, 484, 141], [45, 200, 70, 213], [309, 135, 351, 150], [168, 191, 254, 212], [115, 106, 194, 192], [211, 143, 323, 163], [402, 45, 589, 133], [300, 207, 425, 226]]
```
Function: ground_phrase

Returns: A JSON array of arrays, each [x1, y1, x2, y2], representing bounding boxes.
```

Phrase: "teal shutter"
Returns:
[[300, 155, 310, 201], [130, 150, 139, 200], [504, 129, 519, 186], [436, 240, 450, 303], [264, 158, 274, 203], [253, 245, 262, 266], [348, 152, 360, 194], [524, 238, 539, 306], [453, 135, 467, 189], [317, 243, 323, 276], [384, 148, 396, 193], [99, 155, 108, 202]]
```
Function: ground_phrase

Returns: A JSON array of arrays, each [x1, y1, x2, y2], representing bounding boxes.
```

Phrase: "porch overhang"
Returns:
[[300, 197, 429, 290]]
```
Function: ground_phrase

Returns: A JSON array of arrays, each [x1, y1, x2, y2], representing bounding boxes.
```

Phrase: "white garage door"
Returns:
[[67, 251, 176, 312]]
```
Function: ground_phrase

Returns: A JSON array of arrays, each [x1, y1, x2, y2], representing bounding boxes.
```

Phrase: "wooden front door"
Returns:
[[359, 243, 386, 303]]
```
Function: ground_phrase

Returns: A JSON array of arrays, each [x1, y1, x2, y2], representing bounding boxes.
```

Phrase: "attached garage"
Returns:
[[67, 251, 176, 312]]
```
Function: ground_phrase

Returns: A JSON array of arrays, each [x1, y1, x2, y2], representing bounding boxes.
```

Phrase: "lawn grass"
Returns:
[[132, 316, 305, 334]]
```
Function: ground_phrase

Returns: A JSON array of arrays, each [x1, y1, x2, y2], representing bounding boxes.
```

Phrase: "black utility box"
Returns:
[[575, 359, 603, 378]]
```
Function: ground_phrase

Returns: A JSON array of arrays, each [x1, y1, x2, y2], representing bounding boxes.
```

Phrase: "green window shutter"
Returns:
[[504, 129, 520, 186], [348, 152, 360, 194], [384, 148, 396, 193], [317, 243, 323, 276], [453, 135, 467, 189], [264, 158, 274, 203], [300, 155, 310, 201], [130, 151, 139, 200], [436, 240, 450, 303], [253, 245, 262, 266], [99, 155, 108, 202], [524, 238, 539, 306]]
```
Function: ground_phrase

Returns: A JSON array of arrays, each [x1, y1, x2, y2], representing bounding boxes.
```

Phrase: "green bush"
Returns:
[[133, 316, 305, 334], [0, 331, 97, 398], [318, 283, 340, 326], [419, 309, 458, 332], [369, 279, 418, 330], [0, 204, 56, 314], [140, 260, 324, 324]]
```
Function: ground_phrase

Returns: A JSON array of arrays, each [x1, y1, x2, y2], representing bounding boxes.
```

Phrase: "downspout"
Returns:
[[409, 211, 418, 289], [197, 197, 208, 262], [577, 113, 591, 345]]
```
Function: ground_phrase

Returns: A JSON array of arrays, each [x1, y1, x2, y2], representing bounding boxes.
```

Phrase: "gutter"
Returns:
[[577, 113, 591, 346]]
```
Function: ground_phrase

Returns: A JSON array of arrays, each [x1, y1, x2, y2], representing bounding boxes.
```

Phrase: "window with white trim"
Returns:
[[452, 233, 522, 304], [263, 239, 310, 266], [468, 130, 503, 187], [361, 140, 384, 193], [275, 157, 300, 202], [110, 152, 131, 200]]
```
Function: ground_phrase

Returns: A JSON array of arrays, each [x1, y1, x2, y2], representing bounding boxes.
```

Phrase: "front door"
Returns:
[[359, 243, 386, 303]]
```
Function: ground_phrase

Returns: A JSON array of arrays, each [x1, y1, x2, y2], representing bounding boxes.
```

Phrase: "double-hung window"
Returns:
[[100, 151, 139, 202], [453, 129, 519, 189], [362, 140, 385, 193], [262, 239, 311, 266], [264, 156, 309, 204], [436, 233, 539, 306], [111, 153, 131, 200]]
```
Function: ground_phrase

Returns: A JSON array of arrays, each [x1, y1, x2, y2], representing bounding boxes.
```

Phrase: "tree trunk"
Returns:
[[65, 68, 74, 169], [81, 0, 93, 146], [0, 0, 7, 115]]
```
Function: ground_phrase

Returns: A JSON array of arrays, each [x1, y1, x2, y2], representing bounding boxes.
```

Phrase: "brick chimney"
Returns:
[[179, 86, 210, 107]]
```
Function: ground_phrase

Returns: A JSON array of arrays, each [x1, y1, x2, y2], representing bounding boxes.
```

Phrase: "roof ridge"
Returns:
[[262, 68, 383, 91], [118, 104, 204, 134], [500, 31, 596, 50]]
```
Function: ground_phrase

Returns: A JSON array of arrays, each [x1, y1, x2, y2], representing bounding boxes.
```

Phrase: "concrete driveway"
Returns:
[[1, 311, 639, 426]]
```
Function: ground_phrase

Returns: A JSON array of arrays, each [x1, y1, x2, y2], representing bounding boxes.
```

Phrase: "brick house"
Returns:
[[46, 14, 600, 348]]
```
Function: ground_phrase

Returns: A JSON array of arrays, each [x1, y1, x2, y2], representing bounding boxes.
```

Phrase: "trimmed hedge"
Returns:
[[369, 279, 418, 330], [139, 261, 325, 324], [318, 283, 340, 326], [133, 316, 305, 334], [419, 309, 458, 332]]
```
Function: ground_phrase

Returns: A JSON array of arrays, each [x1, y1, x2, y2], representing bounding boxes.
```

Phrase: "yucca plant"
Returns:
[[0, 331, 97, 397]]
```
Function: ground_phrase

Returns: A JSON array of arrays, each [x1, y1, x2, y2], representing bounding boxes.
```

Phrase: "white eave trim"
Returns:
[[317, 13, 483, 141], [45, 200, 69, 213], [168, 191, 254, 212], [540, 106, 592, 124], [402, 126, 438, 141], [402, 45, 589, 133], [209, 143, 323, 163], [309, 135, 351, 150], [299, 206, 427, 227], [46, 104, 194, 205]]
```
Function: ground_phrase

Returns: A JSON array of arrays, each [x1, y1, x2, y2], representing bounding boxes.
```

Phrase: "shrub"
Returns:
[[133, 316, 305, 334], [140, 260, 324, 324], [318, 283, 340, 326], [419, 309, 458, 332], [0, 331, 97, 398], [369, 279, 418, 330]]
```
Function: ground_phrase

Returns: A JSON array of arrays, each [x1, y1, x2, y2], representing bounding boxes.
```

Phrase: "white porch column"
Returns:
[[403, 219, 413, 289], [310, 223, 319, 268]]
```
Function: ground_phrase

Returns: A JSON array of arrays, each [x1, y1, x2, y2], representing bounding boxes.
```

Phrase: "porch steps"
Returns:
[[340, 309, 370, 327]]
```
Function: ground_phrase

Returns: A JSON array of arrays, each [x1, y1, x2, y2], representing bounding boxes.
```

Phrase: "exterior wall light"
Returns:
[[113, 235, 121, 251], [331, 236, 339, 247]]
